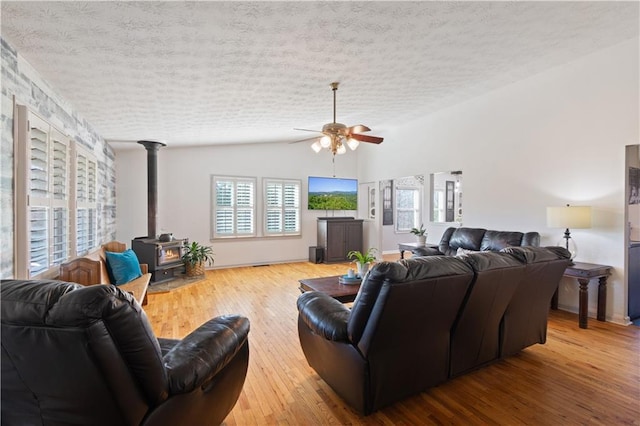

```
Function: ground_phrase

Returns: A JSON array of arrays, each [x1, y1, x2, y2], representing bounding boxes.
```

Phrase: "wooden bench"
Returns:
[[59, 241, 150, 305]]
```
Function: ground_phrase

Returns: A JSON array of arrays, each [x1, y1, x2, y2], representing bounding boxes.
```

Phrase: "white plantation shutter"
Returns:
[[236, 181, 254, 234], [76, 149, 97, 255], [265, 183, 283, 233], [212, 176, 256, 238], [16, 107, 72, 278], [264, 179, 301, 236]]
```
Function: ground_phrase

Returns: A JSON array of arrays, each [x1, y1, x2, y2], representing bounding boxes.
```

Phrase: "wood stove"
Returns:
[[131, 140, 188, 284], [132, 237, 187, 283]]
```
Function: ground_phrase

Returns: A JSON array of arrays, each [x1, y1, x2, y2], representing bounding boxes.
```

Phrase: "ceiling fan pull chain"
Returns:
[[332, 155, 336, 177]]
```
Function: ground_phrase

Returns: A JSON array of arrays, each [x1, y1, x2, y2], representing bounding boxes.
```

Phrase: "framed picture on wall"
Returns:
[[381, 180, 393, 225], [445, 180, 455, 222]]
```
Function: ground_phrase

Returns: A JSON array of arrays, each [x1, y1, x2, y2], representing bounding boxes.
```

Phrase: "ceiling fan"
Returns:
[[293, 82, 383, 155]]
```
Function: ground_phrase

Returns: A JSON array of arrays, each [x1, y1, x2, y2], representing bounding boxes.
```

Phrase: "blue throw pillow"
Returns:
[[105, 249, 142, 285]]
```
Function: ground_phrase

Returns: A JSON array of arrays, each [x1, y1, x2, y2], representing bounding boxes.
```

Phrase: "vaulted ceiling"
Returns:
[[2, 1, 637, 150]]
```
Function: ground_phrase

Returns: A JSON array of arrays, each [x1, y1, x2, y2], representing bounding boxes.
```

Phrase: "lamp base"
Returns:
[[559, 229, 577, 261]]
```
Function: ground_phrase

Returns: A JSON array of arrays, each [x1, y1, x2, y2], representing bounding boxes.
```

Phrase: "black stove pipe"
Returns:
[[137, 140, 166, 239]]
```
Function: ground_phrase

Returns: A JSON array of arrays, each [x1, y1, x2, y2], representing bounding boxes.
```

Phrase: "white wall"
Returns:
[[358, 39, 639, 325], [115, 141, 358, 268], [115, 39, 638, 324]]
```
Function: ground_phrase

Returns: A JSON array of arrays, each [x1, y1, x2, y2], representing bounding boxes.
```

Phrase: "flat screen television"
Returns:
[[308, 176, 358, 210]]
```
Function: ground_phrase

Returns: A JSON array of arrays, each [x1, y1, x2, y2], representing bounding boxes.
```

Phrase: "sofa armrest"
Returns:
[[118, 273, 150, 305], [163, 315, 250, 394], [411, 246, 442, 257], [297, 292, 350, 342]]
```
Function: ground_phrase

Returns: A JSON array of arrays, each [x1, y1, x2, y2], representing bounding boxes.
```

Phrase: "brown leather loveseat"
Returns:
[[297, 246, 570, 415], [1, 279, 250, 425]]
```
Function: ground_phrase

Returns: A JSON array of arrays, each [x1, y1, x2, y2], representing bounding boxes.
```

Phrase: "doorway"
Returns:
[[626, 145, 640, 323]]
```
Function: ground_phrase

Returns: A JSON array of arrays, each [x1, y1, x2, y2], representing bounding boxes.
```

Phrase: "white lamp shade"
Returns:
[[346, 137, 360, 150], [336, 143, 347, 155], [311, 141, 322, 153], [546, 206, 592, 229], [320, 135, 331, 148]]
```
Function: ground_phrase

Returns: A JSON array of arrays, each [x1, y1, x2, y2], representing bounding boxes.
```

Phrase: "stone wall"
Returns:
[[1, 38, 117, 279]]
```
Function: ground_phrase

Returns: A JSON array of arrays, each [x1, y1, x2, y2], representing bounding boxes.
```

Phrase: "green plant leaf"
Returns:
[[181, 241, 215, 266]]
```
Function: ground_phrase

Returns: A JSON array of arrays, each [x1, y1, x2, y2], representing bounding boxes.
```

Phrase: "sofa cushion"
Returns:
[[480, 231, 524, 251], [447, 228, 486, 252], [105, 249, 143, 285], [399, 255, 474, 281]]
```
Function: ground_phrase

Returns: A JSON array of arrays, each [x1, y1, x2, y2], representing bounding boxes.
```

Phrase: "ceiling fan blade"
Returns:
[[289, 136, 321, 144], [294, 128, 323, 133], [348, 124, 371, 134], [350, 133, 384, 144]]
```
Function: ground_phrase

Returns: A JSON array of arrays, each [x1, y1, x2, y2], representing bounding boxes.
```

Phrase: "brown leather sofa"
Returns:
[[1, 279, 250, 426], [412, 227, 540, 257], [297, 246, 570, 415]]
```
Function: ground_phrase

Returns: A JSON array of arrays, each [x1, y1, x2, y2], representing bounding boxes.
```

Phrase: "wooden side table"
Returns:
[[398, 242, 439, 259], [555, 262, 612, 329]]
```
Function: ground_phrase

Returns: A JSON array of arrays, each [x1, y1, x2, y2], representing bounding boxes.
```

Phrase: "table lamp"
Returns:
[[546, 204, 592, 260]]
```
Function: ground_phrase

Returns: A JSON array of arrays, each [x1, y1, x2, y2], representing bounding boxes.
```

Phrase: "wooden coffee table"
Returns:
[[298, 275, 361, 303]]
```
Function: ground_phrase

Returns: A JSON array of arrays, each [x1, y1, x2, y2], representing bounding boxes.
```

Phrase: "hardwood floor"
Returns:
[[143, 257, 640, 425]]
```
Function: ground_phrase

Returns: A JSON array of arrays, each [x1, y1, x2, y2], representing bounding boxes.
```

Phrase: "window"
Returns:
[[264, 179, 301, 236], [15, 106, 99, 279], [395, 187, 421, 233], [16, 107, 72, 277], [211, 176, 256, 238]]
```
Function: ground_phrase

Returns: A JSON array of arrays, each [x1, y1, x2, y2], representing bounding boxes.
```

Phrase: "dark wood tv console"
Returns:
[[317, 218, 363, 263]]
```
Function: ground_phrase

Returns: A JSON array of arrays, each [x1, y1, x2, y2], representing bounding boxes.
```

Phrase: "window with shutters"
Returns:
[[211, 176, 256, 238], [264, 179, 301, 236], [16, 108, 72, 277], [15, 106, 99, 278]]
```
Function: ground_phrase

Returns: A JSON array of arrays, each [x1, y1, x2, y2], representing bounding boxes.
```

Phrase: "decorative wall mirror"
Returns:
[[430, 171, 463, 223]]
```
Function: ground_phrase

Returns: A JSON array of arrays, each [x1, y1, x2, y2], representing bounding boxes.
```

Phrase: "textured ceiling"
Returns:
[[1, 1, 638, 150]]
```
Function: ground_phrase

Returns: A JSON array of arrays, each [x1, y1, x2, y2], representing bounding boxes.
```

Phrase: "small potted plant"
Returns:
[[410, 224, 427, 246], [182, 241, 215, 277], [347, 248, 378, 278]]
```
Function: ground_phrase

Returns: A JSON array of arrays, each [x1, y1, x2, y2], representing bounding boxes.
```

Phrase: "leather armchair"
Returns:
[[413, 227, 541, 257], [1, 279, 250, 426]]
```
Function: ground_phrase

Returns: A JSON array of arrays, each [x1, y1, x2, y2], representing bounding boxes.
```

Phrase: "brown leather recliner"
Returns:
[[449, 251, 526, 377], [297, 256, 475, 415], [499, 246, 571, 357], [1, 279, 250, 426]]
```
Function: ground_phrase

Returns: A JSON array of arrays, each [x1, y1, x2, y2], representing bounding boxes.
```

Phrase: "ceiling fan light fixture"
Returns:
[[320, 135, 332, 148], [346, 137, 359, 151], [293, 81, 383, 158]]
